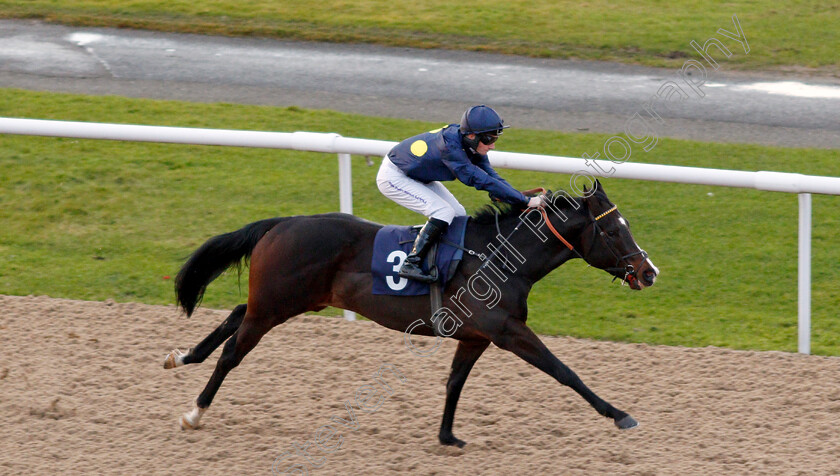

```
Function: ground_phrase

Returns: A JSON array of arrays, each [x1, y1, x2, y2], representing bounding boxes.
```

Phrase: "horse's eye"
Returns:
[[607, 230, 618, 237]]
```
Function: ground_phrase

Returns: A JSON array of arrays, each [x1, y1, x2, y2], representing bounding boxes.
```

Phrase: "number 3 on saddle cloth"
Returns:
[[371, 216, 469, 296]]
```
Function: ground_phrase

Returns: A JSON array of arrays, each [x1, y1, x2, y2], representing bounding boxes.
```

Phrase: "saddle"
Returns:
[[371, 216, 468, 297], [371, 218, 469, 337]]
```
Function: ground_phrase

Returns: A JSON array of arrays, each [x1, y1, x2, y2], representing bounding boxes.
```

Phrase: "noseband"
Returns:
[[539, 204, 648, 286]]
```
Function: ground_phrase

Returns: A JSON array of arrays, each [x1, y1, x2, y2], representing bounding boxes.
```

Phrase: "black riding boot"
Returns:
[[399, 218, 449, 283]]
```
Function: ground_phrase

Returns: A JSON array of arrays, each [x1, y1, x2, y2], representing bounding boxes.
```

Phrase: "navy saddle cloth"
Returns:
[[371, 216, 468, 296]]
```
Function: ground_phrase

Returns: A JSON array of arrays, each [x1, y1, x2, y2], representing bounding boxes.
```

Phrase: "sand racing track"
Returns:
[[1, 294, 839, 475]]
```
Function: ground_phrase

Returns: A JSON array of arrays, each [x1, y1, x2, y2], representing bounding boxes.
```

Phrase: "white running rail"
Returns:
[[2, 117, 839, 353]]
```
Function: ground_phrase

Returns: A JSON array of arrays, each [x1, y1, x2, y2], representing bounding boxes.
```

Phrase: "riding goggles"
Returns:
[[477, 131, 502, 145]]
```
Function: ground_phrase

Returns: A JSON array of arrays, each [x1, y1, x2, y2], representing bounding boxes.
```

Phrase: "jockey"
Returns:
[[377, 105, 545, 283]]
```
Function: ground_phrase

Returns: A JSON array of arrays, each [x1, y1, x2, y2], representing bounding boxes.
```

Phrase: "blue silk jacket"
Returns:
[[387, 124, 528, 206]]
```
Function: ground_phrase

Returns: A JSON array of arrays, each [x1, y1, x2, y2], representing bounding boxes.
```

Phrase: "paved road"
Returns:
[[1, 19, 838, 149]]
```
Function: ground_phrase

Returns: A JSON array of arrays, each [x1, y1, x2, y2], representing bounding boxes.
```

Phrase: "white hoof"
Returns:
[[180, 405, 206, 430], [163, 348, 188, 369]]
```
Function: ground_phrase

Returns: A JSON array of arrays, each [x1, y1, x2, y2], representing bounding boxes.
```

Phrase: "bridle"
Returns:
[[538, 202, 648, 286], [470, 190, 647, 286]]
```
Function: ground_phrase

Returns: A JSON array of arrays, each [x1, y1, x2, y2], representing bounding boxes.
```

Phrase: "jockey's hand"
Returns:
[[527, 195, 546, 208]]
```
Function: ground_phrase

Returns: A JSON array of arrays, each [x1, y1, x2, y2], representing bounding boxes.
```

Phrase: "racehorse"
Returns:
[[164, 180, 658, 447]]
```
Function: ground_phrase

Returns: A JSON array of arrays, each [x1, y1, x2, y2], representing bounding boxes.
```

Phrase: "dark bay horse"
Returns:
[[164, 180, 658, 447]]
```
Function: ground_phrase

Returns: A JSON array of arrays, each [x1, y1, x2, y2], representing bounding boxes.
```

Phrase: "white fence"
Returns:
[[2, 117, 839, 353]]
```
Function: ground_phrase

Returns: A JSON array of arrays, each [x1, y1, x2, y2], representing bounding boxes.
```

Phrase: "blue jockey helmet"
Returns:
[[459, 105, 509, 152]]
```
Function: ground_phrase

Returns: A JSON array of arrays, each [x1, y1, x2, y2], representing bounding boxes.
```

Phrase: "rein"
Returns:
[[473, 193, 587, 274], [473, 206, 530, 273], [461, 190, 646, 287], [539, 207, 582, 256], [525, 186, 584, 258], [537, 204, 623, 260]]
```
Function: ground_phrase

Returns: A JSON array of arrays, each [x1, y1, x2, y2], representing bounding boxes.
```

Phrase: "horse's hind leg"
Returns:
[[492, 319, 638, 430], [163, 304, 247, 369], [439, 339, 490, 447], [179, 309, 274, 429]]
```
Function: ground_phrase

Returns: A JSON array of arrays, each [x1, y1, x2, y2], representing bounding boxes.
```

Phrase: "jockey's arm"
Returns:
[[442, 151, 528, 206]]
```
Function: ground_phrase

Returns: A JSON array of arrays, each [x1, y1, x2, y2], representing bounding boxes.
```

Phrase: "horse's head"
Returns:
[[576, 180, 659, 290]]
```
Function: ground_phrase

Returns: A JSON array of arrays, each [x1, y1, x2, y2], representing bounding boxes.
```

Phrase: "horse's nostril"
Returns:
[[643, 270, 657, 283]]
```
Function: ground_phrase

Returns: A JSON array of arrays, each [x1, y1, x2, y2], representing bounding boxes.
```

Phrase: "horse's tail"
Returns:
[[175, 217, 285, 317]]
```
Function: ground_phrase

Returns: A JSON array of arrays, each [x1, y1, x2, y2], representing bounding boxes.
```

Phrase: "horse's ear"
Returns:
[[593, 179, 602, 191]]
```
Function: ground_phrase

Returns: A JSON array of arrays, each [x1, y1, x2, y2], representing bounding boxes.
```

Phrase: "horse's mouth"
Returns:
[[627, 274, 643, 290], [627, 269, 657, 290]]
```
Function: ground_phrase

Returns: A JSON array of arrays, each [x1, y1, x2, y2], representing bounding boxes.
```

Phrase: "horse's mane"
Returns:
[[470, 189, 584, 225]]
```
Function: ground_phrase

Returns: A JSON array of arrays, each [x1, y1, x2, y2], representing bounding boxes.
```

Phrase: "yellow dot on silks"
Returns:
[[410, 140, 428, 157], [428, 127, 442, 133]]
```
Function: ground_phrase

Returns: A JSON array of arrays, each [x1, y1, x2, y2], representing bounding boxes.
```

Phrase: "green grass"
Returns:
[[0, 1, 837, 72], [1, 89, 839, 355]]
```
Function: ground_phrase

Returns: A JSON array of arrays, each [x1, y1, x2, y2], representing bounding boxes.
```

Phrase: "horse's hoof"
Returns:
[[180, 415, 198, 430], [439, 434, 466, 448], [180, 405, 205, 430], [163, 349, 187, 369], [615, 415, 639, 430]]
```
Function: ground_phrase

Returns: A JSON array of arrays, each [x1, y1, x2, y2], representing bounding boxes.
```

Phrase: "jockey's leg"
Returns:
[[377, 157, 462, 283], [427, 181, 467, 218], [377, 157, 457, 220], [399, 217, 448, 283]]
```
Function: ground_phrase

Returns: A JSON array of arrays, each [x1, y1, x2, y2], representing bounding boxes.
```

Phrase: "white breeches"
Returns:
[[376, 157, 467, 224]]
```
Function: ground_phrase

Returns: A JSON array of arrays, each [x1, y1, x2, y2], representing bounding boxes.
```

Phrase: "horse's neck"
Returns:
[[473, 212, 583, 282], [512, 228, 579, 281]]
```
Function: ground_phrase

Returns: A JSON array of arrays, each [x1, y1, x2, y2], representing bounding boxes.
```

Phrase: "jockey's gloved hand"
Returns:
[[528, 195, 546, 208]]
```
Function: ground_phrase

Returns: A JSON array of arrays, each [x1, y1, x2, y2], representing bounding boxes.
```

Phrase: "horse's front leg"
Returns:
[[439, 339, 491, 447], [491, 318, 638, 429]]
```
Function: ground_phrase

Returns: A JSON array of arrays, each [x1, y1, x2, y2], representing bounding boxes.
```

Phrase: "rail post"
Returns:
[[338, 152, 356, 321], [798, 193, 811, 354]]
